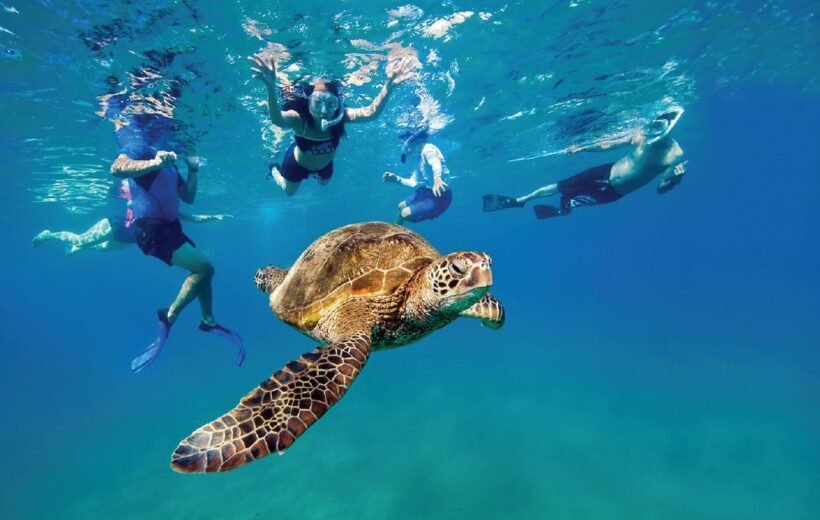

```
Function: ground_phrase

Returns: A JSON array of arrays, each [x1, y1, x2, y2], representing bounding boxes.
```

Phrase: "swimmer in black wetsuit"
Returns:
[[249, 51, 416, 196], [484, 109, 687, 219]]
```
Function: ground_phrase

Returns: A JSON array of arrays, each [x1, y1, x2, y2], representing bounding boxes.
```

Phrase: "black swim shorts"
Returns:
[[133, 218, 195, 265]]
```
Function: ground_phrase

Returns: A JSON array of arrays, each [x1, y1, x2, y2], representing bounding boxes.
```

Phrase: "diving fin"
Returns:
[[483, 194, 524, 212], [131, 309, 172, 374], [533, 205, 564, 220], [199, 322, 246, 367]]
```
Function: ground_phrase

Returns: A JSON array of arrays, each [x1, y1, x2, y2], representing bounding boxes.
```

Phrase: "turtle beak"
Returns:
[[465, 252, 493, 289]]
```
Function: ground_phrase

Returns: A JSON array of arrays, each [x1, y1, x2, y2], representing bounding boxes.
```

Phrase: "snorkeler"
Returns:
[[33, 210, 232, 254], [249, 51, 415, 195], [33, 179, 232, 255], [383, 126, 452, 224], [484, 109, 687, 219], [110, 114, 245, 373]]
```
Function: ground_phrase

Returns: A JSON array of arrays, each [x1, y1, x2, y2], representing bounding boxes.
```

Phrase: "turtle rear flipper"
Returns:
[[254, 265, 288, 293], [461, 294, 505, 329], [171, 334, 372, 473]]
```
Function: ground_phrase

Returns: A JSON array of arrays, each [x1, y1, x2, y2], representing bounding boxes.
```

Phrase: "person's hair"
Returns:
[[398, 126, 429, 145], [281, 78, 346, 139]]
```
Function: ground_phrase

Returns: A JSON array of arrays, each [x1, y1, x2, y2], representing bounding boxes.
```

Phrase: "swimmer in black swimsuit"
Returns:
[[250, 51, 417, 196]]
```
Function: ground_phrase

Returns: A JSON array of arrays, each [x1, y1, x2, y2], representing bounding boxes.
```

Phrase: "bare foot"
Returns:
[[32, 230, 51, 246]]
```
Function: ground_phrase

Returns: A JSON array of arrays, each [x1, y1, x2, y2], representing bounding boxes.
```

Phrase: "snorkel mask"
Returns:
[[399, 126, 430, 163], [645, 107, 684, 145], [309, 91, 345, 132]]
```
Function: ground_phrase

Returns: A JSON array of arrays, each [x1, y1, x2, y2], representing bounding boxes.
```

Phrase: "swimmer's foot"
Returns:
[[199, 321, 246, 367], [131, 309, 172, 374], [483, 194, 524, 212], [266, 160, 289, 191], [265, 158, 279, 181], [32, 230, 52, 247], [533, 205, 564, 220]]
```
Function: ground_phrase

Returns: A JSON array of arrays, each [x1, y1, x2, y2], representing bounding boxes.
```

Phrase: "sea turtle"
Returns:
[[171, 222, 504, 473]]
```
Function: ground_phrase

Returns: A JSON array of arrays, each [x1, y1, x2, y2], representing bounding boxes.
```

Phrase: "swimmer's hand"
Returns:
[[249, 53, 277, 88], [184, 156, 202, 171], [156, 150, 177, 165], [657, 161, 687, 194], [432, 177, 448, 197], [672, 162, 686, 179], [387, 57, 417, 86], [383, 171, 400, 183], [191, 213, 233, 222]]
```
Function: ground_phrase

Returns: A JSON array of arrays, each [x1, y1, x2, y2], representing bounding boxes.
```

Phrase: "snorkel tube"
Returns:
[[645, 106, 684, 145], [320, 96, 345, 132]]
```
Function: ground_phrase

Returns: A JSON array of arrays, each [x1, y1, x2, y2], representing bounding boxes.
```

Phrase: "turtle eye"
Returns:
[[448, 258, 469, 278]]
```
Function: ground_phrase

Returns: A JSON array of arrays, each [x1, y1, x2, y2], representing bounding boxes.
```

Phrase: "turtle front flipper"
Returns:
[[171, 333, 371, 473], [460, 294, 505, 329], [254, 265, 288, 293]]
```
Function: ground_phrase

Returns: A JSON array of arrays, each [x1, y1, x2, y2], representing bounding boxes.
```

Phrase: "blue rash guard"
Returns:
[[115, 114, 194, 265], [116, 115, 184, 222]]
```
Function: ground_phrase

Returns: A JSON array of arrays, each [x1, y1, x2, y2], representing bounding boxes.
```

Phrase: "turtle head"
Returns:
[[415, 251, 493, 315]]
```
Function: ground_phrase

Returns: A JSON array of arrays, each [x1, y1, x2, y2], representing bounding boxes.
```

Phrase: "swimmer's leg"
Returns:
[[167, 243, 215, 325], [396, 206, 412, 224], [515, 183, 559, 205], [168, 243, 244, 365], [133, 243, 207, 373], [268, 163, 301, 196], [33, 218, 114, 253]]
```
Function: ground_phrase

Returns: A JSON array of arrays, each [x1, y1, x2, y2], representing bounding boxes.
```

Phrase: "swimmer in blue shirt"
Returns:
[[383, 127, 452, 224], [110, 113, 245, 373], [33, 181, 231, 255]]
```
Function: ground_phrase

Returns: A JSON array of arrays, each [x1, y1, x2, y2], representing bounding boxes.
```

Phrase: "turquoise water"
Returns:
[[2, 1, 819, 519]]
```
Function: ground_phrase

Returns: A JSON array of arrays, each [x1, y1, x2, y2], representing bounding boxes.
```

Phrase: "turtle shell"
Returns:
[[273, 222, 439, 328]]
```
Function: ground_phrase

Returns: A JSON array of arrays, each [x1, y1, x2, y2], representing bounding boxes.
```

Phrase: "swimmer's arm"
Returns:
[[657, 161, 687, 194], [384, 171, 419, 188], [249, 53, 302, 129], [178, 157, 199, 204], [179, 211, 233, 223], [345, 82, 393, 123], [428, 154, 445, 182], [424, 146, 448, 196], [266, 90, 303, 130], [568, 136, 632, 154], [110, 151, 174, 178]]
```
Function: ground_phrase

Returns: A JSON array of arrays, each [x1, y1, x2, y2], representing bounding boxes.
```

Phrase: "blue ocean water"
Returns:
[[1, 1, 818, 519]]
